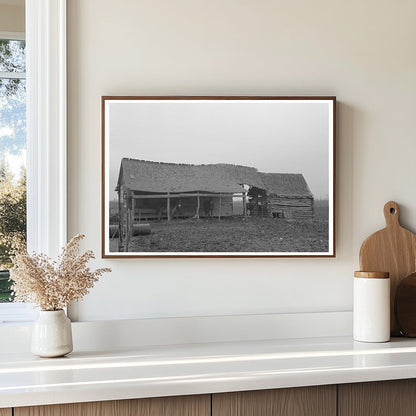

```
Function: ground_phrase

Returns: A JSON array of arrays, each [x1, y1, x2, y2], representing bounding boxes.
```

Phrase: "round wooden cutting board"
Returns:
[[395, 272, 416, 337], [359, 201, 416, 336]]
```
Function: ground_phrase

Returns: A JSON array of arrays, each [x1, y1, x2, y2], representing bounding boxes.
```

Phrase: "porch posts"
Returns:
[[167, 192, 171, 221], [196, 192, 200, 219]]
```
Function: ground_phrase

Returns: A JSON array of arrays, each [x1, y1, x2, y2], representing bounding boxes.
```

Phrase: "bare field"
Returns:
[[110, 205, 329, 253]]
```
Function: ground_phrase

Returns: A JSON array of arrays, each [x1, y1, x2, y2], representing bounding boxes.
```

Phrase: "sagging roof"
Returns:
[[259, 173, 313, 198], [117, 158, 313, 197]]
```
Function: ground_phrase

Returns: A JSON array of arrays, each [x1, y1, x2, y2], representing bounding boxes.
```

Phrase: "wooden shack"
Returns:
[[115, 158, 251, 219], [115, 159, 253, 249], [114, 158, 314, 250], [258, 173, 314, 219]]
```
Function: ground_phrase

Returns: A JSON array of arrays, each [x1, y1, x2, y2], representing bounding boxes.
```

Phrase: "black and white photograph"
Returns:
[[102, 97, 335, 257]]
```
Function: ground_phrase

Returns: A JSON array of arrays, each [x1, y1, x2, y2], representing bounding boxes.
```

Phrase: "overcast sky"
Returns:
[[107, 99, 332, 200]]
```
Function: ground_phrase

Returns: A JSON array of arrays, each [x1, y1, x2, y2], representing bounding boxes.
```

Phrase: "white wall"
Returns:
[[67, 0, 416, 322]]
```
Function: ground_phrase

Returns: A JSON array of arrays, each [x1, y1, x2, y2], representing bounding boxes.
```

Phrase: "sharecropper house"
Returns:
[[115, 158, 314, 225]]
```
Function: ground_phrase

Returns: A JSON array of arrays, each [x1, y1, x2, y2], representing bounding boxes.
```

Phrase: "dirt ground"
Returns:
[[110, 206, 329, 253]]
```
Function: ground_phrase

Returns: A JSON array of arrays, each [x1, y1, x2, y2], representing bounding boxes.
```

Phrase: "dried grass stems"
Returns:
[[10, 234, 111, 311]]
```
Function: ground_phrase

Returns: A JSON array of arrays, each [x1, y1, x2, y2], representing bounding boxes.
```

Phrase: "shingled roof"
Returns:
[[117, 158, 313, 197]]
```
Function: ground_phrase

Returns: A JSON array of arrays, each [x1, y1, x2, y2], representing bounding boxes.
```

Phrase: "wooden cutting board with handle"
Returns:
[[359, 201, 416, 335]]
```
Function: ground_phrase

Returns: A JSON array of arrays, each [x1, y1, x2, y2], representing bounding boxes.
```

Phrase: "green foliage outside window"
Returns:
[[0, 38, 27, 302]]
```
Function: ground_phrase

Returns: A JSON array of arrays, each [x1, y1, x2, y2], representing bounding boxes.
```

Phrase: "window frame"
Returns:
[[0, 0, 67, 324], [0, 31, 24, 41], [26, 0, 67, 258]]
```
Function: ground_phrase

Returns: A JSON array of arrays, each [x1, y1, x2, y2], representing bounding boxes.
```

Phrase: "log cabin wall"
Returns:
[[268, 196, 314, 219]]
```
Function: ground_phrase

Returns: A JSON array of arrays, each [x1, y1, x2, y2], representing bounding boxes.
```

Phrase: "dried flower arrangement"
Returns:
[[10, 234, 111, 311]]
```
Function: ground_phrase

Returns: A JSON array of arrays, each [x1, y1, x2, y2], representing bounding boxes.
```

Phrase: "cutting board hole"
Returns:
[[390, 207, 396, 214]]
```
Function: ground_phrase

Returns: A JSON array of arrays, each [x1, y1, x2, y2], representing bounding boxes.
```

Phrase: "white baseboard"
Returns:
[[0, 311, 352, 353]]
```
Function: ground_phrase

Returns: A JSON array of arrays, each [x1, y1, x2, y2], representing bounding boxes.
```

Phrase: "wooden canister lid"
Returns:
[[354, 271, 389, 279]]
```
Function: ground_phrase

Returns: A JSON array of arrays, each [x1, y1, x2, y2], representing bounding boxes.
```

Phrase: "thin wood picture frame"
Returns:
[[102, 96, 336, 258]]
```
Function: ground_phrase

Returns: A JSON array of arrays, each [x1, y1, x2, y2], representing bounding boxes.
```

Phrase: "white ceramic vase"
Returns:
[[31, 310, 73, 357]]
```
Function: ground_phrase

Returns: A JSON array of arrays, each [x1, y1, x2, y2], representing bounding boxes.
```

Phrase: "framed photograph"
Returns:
[[102, 96, 335, 258]]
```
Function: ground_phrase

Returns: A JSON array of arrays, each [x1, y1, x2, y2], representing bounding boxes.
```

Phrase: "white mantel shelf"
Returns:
[[2, 336, 416, 408]]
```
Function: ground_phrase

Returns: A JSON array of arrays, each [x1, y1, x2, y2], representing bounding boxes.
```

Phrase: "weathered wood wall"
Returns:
[[268, 197, 314, 219]]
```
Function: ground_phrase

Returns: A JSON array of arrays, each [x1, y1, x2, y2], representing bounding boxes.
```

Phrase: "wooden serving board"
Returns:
[[395, 272, 416, 337], [359, 201, 416, 335]]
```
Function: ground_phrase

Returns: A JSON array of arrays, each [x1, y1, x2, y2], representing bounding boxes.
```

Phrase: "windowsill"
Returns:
[[0, 303, 36, 325], [2, 335, 416, 408]]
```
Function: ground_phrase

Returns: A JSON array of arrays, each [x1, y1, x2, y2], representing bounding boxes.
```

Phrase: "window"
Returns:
[[0, 35, 26, 305], [0, 0, 67, 324]]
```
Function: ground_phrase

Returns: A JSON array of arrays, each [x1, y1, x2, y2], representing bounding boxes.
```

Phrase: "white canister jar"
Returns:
[[353, 271, 390, 343]]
